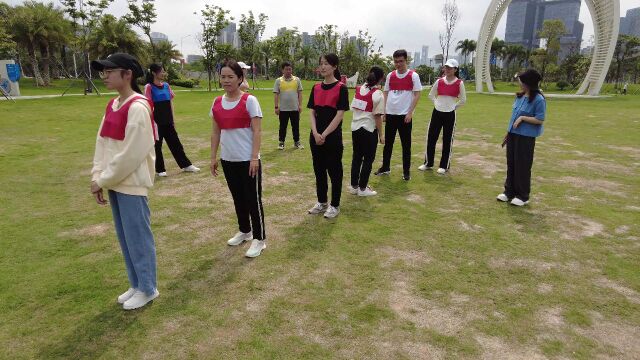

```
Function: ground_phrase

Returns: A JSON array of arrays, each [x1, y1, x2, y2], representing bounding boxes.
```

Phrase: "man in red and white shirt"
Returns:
[[375, 49, 422, 181]]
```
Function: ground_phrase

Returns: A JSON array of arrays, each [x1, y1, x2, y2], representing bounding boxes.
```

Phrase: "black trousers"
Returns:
[[504, 133, 536, 202], [310, 133, 343, 207], [351, 128, 378, 189], [425, 109, 457, 169], [155, 122, 192, 173], [381, 114, 412, 173], [278, 111, 300, 143], [221, 160, 266, 240]]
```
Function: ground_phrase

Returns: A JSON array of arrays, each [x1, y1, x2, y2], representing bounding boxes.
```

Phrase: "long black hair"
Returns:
[[145, 63, 163, 85], [320, 53, 340, 80], [516, 69, 544, 103], [365, 66, 384, 89]]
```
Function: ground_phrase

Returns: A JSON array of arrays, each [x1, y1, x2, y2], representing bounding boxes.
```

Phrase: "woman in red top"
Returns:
[[306, 53, 350, 219]]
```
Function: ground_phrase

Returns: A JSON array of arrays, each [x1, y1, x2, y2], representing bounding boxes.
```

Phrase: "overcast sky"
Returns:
[[6, 0, 639, 58]]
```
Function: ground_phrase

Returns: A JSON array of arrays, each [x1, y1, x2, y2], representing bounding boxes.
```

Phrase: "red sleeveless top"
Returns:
[[100, 96, 157, 141], [312, 82, 344, 109], [436, 78, 462, 97], [211, 93, 252, 130], [388, 70, 415, 91], [353, 86, 379, 112]]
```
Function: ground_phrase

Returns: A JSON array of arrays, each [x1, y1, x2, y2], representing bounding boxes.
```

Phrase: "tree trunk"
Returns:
[[40, 44, 51, 86], [28, 44, 44, 87]]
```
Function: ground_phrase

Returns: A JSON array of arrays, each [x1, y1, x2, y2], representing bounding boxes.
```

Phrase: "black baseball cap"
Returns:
[[91, 53, 144, 78]]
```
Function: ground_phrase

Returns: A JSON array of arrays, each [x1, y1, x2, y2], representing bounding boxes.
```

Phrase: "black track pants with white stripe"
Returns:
[[424, 109, 456, 169], [221, 160, 266, 240]]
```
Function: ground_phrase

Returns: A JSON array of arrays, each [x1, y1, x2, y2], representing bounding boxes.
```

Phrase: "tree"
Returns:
[[298, 45, 316, 79], [455, 38, 476, 65], [153, 40, 182, 66], [124, 0, 157, 61], [415, 65, 436, 85], [60, 0, 113, 93], [259, 39, 273, 79], [196, 4, 231, 91], [537, 19, 566, 65], [9, 2, 49, 85], [503, 44, 526, 79], [438, 0, 459, 61], [238, 11, 268, 66], [88, 15, 146, 60], [611, 35, 640, 86], [272, 28, 301, 65], [529, 48, 549, 81], [313, 24, 339, 55], [0, 4, 17, 59]]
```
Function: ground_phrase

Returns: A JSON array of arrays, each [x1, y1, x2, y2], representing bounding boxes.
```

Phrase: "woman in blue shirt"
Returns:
[[144, 64, 200, 177], [497, 69, 546, 206]]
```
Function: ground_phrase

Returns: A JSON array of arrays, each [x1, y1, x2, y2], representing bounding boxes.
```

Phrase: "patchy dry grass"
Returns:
[[1, 91, 639, 359]]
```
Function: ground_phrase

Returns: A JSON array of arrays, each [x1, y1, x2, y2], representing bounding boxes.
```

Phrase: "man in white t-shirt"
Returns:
[[375, 49, 422, 181]]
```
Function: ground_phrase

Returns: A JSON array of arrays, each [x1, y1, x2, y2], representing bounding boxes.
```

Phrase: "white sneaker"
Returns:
[[496, 193, 509, 202], [358, 187, 377, 197], [227, 231, 253, 246], [117, 288, 137, 304], [308, 202, 328, 214], [324, 206, 340, 218], [123, 289, 159, 310], [510, 197, 529, 206], [348, 186, 358, 195], [157, 172, 167, 177], [182, 165, 200, 173], [418, 164, 432, 171], [245, 239, 266, 258], [437, 168, 447, 175]]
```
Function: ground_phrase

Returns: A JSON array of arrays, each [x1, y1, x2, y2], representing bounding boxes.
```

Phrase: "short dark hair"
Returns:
[[393, 49, 408, 60], [281, 61, 292, 69], [221, 59, 244, 82]]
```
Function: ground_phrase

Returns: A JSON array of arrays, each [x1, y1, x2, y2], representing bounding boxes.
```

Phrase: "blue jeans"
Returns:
[[108, 190, 157, 295]]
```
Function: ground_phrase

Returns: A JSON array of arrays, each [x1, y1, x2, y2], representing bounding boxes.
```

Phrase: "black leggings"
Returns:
[[424, 109, 456, 169], [310, 133, 343, 207], [278, 111, 300, 142], [221, 160, 266, 240], [351, 128, 378, 189]]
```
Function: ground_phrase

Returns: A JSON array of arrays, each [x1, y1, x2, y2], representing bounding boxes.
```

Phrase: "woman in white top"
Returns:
[[349, 66, 385, 196], [210, 60, 266, 258], [419, 58, 466, 174]]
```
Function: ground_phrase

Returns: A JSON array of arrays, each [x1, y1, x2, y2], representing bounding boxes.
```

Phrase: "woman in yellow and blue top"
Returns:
[[497, 69, 546, 207]]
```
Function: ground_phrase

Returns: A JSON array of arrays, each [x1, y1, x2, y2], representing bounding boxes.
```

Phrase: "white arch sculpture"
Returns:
[[475, 0, 620, 96]]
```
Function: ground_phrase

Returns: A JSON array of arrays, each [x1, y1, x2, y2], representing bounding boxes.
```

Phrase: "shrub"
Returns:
[[556, 80, 569, 91], [170, 79, 194, 88]]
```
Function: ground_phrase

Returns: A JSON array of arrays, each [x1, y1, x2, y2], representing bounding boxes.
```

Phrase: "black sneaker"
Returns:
[[403, 172, 411, 181], [278, 142, 285, 150], [375, 168, 390, 176]]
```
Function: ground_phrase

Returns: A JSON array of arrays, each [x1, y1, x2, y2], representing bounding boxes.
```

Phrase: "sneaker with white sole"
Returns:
[[324, 206, 340, 218], [157, 172, 167, 177], [182, 165, 200, 173], [403, 172, 411, 181], [308, 202, 328, 214], [117, 288, 137, 304], [358, 187, 377, 197], [436, 168, 447, 175], [245, 239, 266, 258], [418, 164, 432, 171], [510, 197, 529, 206], [123, 289, 159, 310], [374, 168, 390, 176], [278, 142, 285, 150], [348, 186, 358, 195], [227, 231, 253, 246], [294, 141, 304, 149], [496, 193, 509, 202]]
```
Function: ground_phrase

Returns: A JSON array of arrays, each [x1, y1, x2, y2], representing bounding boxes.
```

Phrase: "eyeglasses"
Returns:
[[99, 68, 124, 78]]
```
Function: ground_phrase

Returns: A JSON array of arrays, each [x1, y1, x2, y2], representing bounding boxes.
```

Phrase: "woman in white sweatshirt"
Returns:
[[90, 53, 159, 310]]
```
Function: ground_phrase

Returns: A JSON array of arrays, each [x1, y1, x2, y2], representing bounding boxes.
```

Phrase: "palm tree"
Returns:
[[33, 2, 71, 85], [153, 40, 182, 67], [9, 3, 47, 85], [456, 39, 476, 65], [504, 44, 527, 79], [88, 15, 146, 61], [298, 45, 315, 79], [259, 39, 273, 80]]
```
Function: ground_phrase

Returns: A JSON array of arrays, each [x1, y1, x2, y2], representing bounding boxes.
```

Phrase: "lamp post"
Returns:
[[180, 34, 192, 60]]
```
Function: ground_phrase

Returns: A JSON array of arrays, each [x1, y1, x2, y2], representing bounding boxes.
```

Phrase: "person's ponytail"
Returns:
[[146, 63, 163, 85], [334, 68, 341, 81], [365, 66, 385, 88], [131, 78, 142, 94]]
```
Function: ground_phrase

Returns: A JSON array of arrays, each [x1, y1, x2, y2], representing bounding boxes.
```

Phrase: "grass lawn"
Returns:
[[1, 89, 639, 359]]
